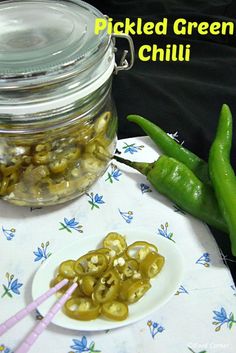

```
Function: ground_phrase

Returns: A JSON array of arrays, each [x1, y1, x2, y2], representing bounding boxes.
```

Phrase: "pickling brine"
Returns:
[[0, 82, 117, 206]]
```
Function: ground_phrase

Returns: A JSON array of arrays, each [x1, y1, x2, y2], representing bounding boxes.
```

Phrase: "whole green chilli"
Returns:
[[209, 104, 236, 256], [114, 154, 228, 233], [127, 114, 211, 186]]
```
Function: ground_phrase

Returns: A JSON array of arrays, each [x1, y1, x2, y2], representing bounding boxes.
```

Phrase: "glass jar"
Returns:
[[0, 0, 134, 206]]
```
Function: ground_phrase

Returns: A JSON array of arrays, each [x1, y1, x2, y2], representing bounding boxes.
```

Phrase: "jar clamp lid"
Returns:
[[0, 0, 134, 114]]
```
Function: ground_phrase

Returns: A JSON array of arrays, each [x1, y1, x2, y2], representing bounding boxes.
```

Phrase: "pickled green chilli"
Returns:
[[0, 111, 117, 206], [0, 0, 134, 206]]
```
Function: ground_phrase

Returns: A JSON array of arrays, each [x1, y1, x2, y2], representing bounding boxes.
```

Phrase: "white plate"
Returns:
[[32, 230, 184, 331]]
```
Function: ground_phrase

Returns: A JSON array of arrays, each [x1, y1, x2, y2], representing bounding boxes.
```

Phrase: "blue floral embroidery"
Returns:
[[0, 344, 12, 353], [105, 163, 122, 183], [59, 218, 83, 233], [196, 253, 210, 267], [1, 273, 23, 298], [86, 193, 105, 210], [140, 183, 152, 194], [69, 336, 101, 353], [175, 285, 189, 295], [2, 226, 16, 241], [33, 242, 51, 263], [122, 142, 144, 154], [212, 307, 236, 331], [147, 320, 164, 339], [157, 222, 175, 242], [118, 209, 133, 223]]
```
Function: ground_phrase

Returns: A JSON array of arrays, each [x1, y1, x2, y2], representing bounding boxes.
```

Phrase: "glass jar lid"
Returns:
[[0, 0, 111, 89]]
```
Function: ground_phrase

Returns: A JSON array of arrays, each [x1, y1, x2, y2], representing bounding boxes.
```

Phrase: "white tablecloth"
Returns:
[[1, 137, 236, 353]]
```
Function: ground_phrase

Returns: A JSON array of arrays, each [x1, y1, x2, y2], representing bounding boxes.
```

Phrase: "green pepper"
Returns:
[[94, 111, 111, 134], [126, 241, 158, 262], [33, 151, 52, 165], [101, 300, 129, 321], [81, 275, 97, 296], [0, 110, 115, 206], [119, 278, 151, 304], [209, 104, 236, 256], [115, 258, 139, 279], [58, 260, 77, 279], [103, 232, 127, 255], [93, 269, 120, 303], [64, 147, 81, 161], [64, 297, 100, 321], [70, 285, 85, 298], [74, 253, 108, 277], [49, 158, 68, 174], [114, 155, 228, 233], [139, 252, 165, 278], [50, 274, 79, 294], [92, 247, 115, 269], [50, 274, 70, 292], [0, 177, 10, 196], [127, 114, 211, 186]]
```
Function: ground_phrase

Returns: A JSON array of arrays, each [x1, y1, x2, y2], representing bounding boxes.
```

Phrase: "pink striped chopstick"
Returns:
[[0, 278, 69, 336], [14, 280, 78, 353]]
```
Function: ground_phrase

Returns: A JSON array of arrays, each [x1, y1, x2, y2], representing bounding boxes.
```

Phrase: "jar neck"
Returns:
[[0, 78, 112, 134]]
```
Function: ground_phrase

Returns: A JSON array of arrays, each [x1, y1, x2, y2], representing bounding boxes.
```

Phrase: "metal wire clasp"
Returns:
[[112, 33, 135, 74]]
